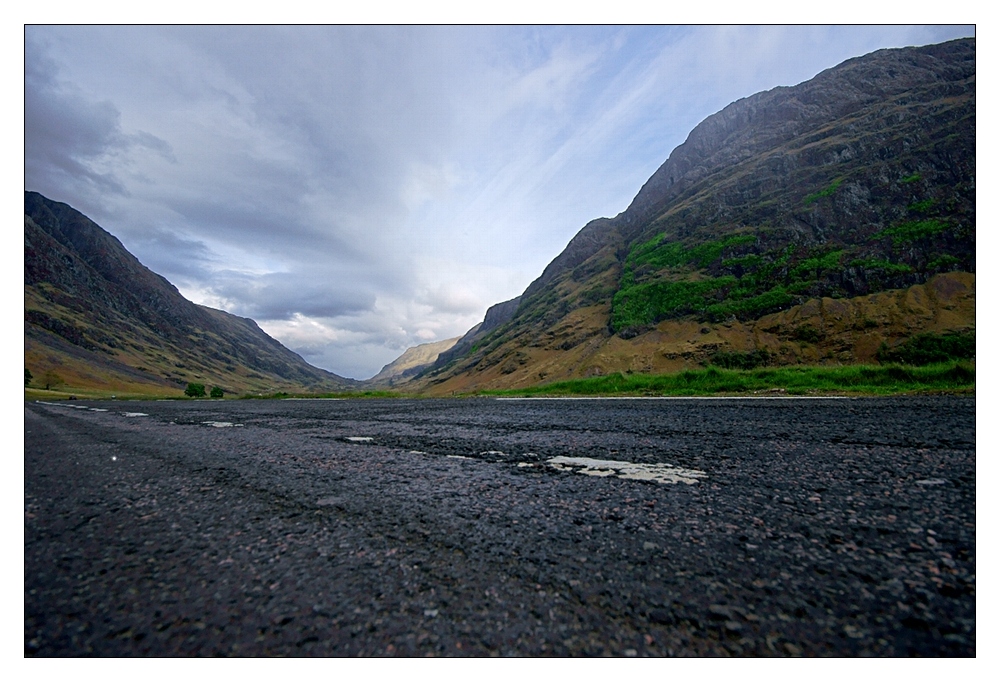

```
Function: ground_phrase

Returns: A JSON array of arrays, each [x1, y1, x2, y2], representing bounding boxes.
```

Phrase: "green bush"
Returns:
[[42, 370, 63, 391], [907, 198, 937, 213], [704, 287, 793, 321], [184, 382, 207, 397], [876, 330, 975, 365], [848, 258, 914, 275], [627, 233, 756, 271], [792, 325, 824, 343], [612, 277, 735, 331], [709, 348, 773, 370], [803, 178, 843, 205], [872, 219, 949, 246], [210, 386, 224, 398], [790, 249, 844, 281], [927, 255, 961, 271]]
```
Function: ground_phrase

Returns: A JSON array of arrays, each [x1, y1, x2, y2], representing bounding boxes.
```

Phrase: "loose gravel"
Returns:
[[24, 396, 975, 656]]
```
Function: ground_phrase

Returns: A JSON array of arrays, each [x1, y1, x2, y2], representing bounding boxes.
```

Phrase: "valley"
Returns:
[[25, 39, 975, 398]]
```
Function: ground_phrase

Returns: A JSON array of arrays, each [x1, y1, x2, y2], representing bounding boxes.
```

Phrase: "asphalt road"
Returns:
[[24, 396, 975, 656]]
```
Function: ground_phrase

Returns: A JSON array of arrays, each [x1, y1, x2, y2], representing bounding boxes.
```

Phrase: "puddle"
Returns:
[[345, 436, 373, 443], [202, 421, 243, 428], [546, 456, 706, 485]]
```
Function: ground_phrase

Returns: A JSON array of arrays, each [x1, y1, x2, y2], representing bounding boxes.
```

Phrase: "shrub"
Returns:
[[210, 386, 224, 398], [792, 325, 824, 343], [872, 219, 949, 246], [626, 233, 756, 271], [907, 198, 937, 213], [703, 287, 793, 322], [25, 368, 32, 386], [927, 255, 961, 271], [612, 278, 735, 331], [877, 330, 975, 365], [803, 178, 844, 205], [42, 370, 63, 391], [184, 382, 207, 397], [709, 348, 773, 370], [848, 258, 913, 275]]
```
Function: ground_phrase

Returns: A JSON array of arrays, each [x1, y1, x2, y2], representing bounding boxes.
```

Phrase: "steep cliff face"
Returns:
[[415, 38, 975, 394], [429, 296, 522, 372], [25, 192, 356, 394]]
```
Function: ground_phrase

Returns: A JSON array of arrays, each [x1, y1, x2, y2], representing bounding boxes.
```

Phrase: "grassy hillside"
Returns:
[[416, 272, 974, 395]]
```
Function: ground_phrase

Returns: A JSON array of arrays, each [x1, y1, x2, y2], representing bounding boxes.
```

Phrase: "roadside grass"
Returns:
[[26, 364, 975, 401], [238, 389, 415, 400], [24, 386, 417, 401], [481, 362, 975, 397], [25, 386, 181, 401]]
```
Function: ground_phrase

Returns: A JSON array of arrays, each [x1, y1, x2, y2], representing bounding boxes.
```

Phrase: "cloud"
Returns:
[[418, 284, 485, 316], [208, 270, 377, 321], [24, 35, 174, 202]]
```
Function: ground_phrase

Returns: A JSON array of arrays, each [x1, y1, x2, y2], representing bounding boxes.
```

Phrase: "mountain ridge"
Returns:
[[408, 38, 975, 394], [25, 191, 357, 395], [365, 336, 460, 387]]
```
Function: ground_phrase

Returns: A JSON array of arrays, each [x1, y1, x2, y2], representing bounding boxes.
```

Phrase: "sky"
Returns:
[[24, 25, 975, 379]]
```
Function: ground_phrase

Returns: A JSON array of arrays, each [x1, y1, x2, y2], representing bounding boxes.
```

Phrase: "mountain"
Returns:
[[24, 191, 357, 395], [413, 38, 975, 394], [430, 296, 522, 370], [365, 336, 460, 387]]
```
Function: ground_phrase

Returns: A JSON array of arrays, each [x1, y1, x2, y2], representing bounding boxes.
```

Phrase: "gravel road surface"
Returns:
[[24, 396, 975, 656]]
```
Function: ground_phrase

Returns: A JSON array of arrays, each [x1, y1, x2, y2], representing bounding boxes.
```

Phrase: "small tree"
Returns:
[[42, 370, 63, 391], [25, 368, 32, 386], [210, 386, 224, 399], [184, 382, 206, 397]]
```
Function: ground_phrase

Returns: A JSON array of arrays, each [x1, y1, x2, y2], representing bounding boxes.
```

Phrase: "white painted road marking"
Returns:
[[547, 456, 707, 485]]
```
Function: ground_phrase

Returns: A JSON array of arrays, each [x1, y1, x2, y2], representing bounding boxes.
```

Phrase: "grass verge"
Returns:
[[238, 390, 414, 400], [481, 362, 975, 397]]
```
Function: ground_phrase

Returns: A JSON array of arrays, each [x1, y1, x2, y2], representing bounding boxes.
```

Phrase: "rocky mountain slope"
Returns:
[[25, 191, 357, 395], [413, 38, 975, 394], [365, 336, 459, 387]]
